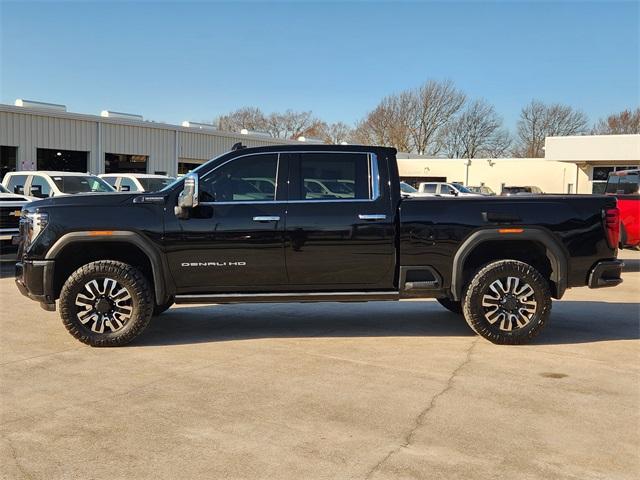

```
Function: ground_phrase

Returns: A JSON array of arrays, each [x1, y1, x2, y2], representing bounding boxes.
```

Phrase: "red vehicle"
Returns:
[[606, 169, 640, 249]]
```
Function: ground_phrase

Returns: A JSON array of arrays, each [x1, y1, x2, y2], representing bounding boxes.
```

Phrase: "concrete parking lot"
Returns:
[[1, 252, 638, 480]]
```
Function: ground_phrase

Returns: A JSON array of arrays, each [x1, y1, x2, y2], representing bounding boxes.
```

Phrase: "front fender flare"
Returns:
[[45, 231, 170, 303]]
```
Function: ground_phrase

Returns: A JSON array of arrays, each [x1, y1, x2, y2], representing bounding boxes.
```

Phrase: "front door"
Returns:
[[165, 152, 287, 293], [284, 151, 396, 290]]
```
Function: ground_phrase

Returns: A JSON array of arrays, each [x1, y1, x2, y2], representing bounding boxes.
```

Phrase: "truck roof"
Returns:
[[6, 171, 98, 177], [223, 144, 397, 155]]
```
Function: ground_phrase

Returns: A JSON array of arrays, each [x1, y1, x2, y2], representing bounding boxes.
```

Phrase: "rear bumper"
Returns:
[[15, 260, 56, 310], [588, 260, 624, 289]]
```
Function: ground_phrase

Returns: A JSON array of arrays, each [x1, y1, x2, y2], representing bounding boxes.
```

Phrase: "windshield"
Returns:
[[400, 182, 417, 193], [606, 173, 640, 194], [138, 177, 175, 192], [51, 175, 115, 194], [453, 183, 473, 193]]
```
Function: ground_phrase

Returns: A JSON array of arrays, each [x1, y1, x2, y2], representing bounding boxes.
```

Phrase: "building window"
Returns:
[[592, 166, 639, 194], [105, 153, 148, 174], [0, 146, 18, 181], [178, 162, 201, 175], [37, 148, 88, 172]]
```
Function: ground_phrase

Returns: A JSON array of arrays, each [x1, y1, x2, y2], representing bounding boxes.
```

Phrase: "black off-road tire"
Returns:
[[462, 260, 552, 345], [436, 298, 463, 315], [59, 260, 154, 347], [153, 297, 175, 316]]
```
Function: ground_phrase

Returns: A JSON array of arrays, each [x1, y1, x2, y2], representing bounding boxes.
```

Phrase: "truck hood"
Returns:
[[23, 192, 157, 211]]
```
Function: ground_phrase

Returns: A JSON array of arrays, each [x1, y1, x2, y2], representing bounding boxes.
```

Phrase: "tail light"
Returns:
[[604, 207, 620, 249]]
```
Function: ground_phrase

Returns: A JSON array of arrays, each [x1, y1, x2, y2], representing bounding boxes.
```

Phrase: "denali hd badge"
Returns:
[[181, 261, 247, 267]]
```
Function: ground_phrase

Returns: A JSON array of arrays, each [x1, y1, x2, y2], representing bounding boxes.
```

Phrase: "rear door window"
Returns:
[[421, 184, 437, 194], [294, 152, 370, 201], [29, 175, 52, 198]]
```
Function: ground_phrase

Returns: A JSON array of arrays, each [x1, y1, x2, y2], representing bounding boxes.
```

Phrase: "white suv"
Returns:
[[417, 182, 481, 197], [2, 171, 115, 198], [100, 173, 175, 192]]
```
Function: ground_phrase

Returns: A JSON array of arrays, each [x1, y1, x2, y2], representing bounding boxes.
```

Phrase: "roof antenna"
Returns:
[[231, 142, 246, 151]]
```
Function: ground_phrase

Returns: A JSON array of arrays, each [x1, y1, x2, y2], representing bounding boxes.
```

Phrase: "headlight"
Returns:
[[21, 211, 49, 247]]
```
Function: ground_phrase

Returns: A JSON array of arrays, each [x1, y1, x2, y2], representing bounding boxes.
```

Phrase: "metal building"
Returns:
[[0, 102, 296, 179]]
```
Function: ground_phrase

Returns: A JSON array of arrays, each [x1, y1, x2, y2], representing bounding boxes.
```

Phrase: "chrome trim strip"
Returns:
[[196, 150, 381, 205], [175, 291, 400, 304], [358, 214, 386, 220], [253, 216, 280, 222], [371, 153, 380, 200], [31, 260, 53, 267], [178, 291, 399, 299], [199, 199, 381, 206]]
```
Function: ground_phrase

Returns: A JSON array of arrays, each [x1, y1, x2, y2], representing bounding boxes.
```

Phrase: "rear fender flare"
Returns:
[[451, 228, 568, 300]]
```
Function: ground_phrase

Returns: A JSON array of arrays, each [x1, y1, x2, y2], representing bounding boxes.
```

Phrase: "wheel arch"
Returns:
[[451, 228, 568, 301], [46, 231, 170, 304]]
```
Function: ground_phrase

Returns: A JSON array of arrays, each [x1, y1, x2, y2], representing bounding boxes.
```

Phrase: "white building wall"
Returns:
[[397, 158, 583, 194]]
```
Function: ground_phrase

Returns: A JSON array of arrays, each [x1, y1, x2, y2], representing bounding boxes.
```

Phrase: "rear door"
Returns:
[[284, 151, 396, 289]]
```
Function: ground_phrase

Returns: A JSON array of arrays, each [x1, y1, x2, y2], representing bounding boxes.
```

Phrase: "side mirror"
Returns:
[[14, 185, 24, 195], [175, 173, 199, 218], [120, 185, 131, 192]]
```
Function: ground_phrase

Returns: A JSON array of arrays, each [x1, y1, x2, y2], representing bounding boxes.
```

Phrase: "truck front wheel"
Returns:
[[59, 260, 154, 347], [462, 260, 552, 345]]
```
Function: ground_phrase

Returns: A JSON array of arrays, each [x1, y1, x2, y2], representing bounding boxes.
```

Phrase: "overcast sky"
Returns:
[[1, 0, 638, 130]]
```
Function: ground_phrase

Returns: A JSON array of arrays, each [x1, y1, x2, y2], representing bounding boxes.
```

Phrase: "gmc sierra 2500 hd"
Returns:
[[15, 144, 623, 346]]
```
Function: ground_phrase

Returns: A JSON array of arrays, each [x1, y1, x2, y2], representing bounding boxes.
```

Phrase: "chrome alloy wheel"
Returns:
[[481, 276, 537, 332], [74, 278, 133, 333]]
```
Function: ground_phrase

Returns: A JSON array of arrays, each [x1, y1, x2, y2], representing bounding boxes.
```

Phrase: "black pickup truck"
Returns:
[[15, 144, 623, 346]]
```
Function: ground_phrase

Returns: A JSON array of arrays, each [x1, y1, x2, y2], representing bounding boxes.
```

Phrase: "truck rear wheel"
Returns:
[[59, 260, 154, 347], [462, 260, 551, 345]]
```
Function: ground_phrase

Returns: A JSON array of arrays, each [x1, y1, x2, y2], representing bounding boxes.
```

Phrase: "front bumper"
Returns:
[[15, 260, 56, 310], [588, 260, 624, 289]]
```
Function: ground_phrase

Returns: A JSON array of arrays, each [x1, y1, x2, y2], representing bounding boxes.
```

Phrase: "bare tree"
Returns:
[[514, 100, 588, 157], [264, 110, 324, 139], [353, 79, 465, 154], [351, 94, 413, 151], [439, 100, 511, 159], [408, 80, 466, 155], [593, 108, 640, 134], [317, 121, 353, 144], [481, 129, 512, 158], [215, 107, 267, 132], [215, 107, 325, 139]]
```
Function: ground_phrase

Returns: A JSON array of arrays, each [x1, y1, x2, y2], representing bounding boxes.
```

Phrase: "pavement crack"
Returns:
[[0, 347, 84, 367], [2, 433, 33, 480], [364, 338, 479, 479]]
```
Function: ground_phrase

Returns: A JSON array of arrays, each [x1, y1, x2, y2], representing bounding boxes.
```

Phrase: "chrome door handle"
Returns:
[[253, 216, 280, 222], [358, 214, 386, 221]]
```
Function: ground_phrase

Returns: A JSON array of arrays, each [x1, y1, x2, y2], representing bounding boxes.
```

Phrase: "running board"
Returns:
[[175, 291, 400, 305]]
